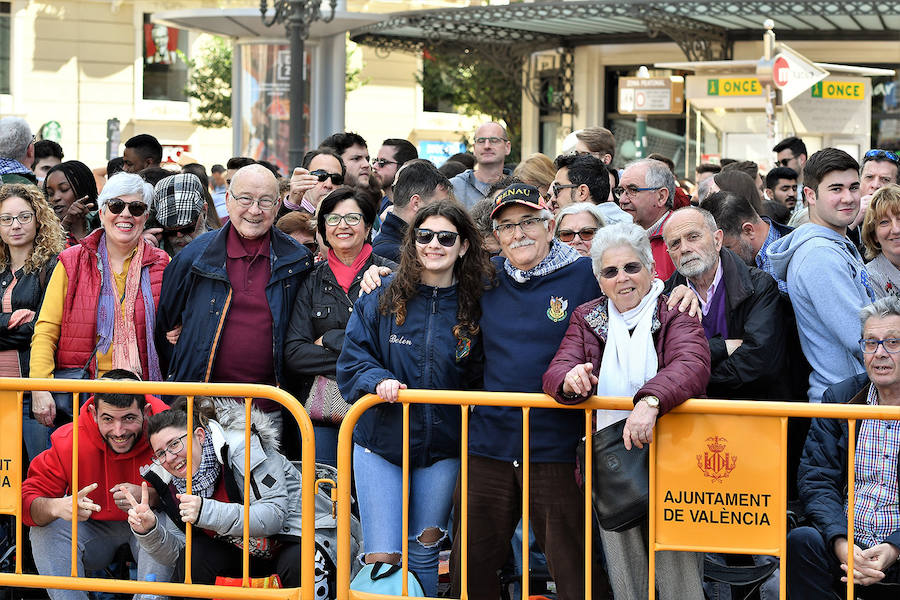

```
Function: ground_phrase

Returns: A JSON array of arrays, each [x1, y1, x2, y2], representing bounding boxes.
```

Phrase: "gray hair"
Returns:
[[554, 202, 606, 236], [697, 176, 718, 203], [0, 117, 33, 162], [860, 296, 900, 334], [626, 158, 676, 209], [492, 207, 553, 231], [590, 221, 655, 280], [97, 172, 154, 211], [668, 206, 719, 237]]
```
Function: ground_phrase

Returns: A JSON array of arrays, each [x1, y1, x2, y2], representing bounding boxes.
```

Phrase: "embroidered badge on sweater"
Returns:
[[546, 296, 568, 322]]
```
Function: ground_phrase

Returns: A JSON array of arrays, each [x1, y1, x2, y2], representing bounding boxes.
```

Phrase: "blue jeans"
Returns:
[[313, 424, 339, 468], [23, 393, 50, 463], [353, 443, 459, 596]]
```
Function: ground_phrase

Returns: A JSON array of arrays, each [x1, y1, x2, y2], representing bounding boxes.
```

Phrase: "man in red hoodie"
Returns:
[[22, 369, 170, 600]]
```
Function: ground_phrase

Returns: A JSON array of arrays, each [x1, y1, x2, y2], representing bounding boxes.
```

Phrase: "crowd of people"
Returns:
[[2, 112, 900, 599]]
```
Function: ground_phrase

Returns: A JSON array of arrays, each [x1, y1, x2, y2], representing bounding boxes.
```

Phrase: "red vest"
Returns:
[[56, 229, 169, 377]]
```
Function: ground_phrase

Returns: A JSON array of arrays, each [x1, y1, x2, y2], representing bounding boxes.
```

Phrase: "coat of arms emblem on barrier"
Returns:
[[697, 435, 737, 483]]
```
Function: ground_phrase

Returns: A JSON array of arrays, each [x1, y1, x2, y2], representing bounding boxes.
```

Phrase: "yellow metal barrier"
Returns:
[[335, 390, 900, 600], [0, 377, 317, 600]]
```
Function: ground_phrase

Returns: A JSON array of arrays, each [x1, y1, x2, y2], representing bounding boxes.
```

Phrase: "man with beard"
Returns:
[[702, 191, 793, 293], [662, 206, 789, 400], [319, 131, 371, 188], [371, 138, 417, 213], [765, 167, 799, 210], [152, 173, 207, 258], [22, 369, 172, 599]]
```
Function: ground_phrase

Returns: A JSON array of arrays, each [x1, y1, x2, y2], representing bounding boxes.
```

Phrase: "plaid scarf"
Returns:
[[503, 238, 581, 283], [173, 427, 221, 499]]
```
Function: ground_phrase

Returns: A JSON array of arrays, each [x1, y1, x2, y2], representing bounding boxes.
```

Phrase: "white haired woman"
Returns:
[[553, 202, 607, 257], [30, 172, 171, 426], [543, 221, 711, 600]]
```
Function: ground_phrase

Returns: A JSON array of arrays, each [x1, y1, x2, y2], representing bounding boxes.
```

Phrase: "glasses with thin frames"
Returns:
[[150, 433, 189, 465], [474, 136, 508, 145], [557, 227, 598, 243], [494, 216, 548, 236], [859, 338, 900, 354], [415, 228, 459, 247], [106, 200, 148, 217], [613, 186, 662, 199], [371, 158, 398, 168], [600, 261, 644, 279], [0, 212, 34, 227], [234, 196, 278, 211], [323, 212, 363, 227], [310, 170, 344, 185]]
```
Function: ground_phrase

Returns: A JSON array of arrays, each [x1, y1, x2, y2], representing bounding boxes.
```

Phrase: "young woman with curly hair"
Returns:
[[0, 183, 65, 461], [337, 199, 492, 595]]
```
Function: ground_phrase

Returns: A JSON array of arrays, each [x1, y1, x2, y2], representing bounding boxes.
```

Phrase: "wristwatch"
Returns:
[[641, 395, 660, 409]]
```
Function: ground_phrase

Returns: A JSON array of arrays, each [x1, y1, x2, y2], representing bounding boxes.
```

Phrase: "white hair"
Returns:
[[492, 207, 553, 231], [625, 158, 676, 208], [0, 117, 33, 162], [590, 221, 655, 279], [860, 296, 900, 334], [554, 202, 606, 236], [97, 172, 154, 210]]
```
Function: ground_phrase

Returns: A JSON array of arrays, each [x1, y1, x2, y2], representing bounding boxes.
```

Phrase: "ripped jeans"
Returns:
[[353, 443, 459, 596]]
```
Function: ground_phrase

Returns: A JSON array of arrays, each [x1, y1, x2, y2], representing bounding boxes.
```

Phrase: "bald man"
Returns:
[[155, 165, 313, 429]]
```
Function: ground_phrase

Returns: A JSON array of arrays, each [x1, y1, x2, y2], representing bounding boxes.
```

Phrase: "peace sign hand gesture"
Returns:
[[122, 482, 156, 534]]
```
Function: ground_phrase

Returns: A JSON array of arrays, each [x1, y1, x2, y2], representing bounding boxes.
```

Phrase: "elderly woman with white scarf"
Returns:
[[542, 221, 711, 600]]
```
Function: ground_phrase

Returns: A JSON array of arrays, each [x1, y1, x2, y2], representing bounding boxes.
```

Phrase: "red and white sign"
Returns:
[[771, 47, 828, 104], [162, 144, 191, 164]]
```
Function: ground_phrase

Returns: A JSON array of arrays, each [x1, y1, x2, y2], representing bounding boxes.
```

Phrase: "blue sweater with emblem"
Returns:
[[469, 256, 601, 463], [337, 277, 483, 467]]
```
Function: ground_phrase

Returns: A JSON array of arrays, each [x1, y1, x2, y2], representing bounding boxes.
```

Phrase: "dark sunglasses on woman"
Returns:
[[105, 199, 148, 217]]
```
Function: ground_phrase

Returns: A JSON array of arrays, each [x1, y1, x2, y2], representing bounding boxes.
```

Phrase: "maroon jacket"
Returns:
[[542, 295, 711, 414]]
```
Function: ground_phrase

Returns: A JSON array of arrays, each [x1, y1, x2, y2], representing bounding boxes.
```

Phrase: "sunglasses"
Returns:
[[600, 261, 643, 279], [557, 227, 598, 243], [310, 169, 344, 185], [162, 223, 196, 237], [415, 228, 459, 247], [864, 149, 900, 165], [105, 199, 148, 217]]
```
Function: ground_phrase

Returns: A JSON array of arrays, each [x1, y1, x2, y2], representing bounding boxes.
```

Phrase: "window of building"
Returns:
[[0, 3, 10, 95], [142, 14, 188, 101]]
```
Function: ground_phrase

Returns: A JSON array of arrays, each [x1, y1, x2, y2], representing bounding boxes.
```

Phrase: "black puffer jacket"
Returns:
[[664, 247, 791, 400], [283, 252, 396, 402], [797, 372, 900, 549], [0, 257, 57, 375]]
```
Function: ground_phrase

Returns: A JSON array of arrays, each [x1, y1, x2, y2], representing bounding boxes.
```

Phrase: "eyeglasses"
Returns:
[[323, 212, 363, 227], [864, 149, 900, 165], [415, 228, 459, 247], [599, 262, 644, 279], [162, 223, 196, 237], [233, 195, 278, 211], [859, 338, 900, 354], [105, 199, 148, 217], [474, 136, 508, 145], [557, 227, 598, 243], [371, 158, 398, 168], [310, 170, 344, 185], [150, 433, 189, 465], [613, 186, 662, 199], [551, 183, 579, 197], [0, 212, 34, 227], [778, 155, 797, 167], [494, 216, 548, 236]]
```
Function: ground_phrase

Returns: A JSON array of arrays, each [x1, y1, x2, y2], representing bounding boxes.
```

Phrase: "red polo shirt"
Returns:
[[211, 226, 277, 409]]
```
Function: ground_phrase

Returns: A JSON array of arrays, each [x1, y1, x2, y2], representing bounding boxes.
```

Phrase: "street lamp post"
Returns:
[[260, 0, 338, 169]]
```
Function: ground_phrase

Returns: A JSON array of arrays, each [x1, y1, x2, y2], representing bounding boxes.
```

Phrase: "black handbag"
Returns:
[[576, 418, 649, 532]]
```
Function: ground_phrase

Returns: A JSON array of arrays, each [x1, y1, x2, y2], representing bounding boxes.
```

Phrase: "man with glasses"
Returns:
[[617, 158, 677, 279], [372, 138, 418, 212], [788, 296, 900, 598], [551, 153, 630, 224], [773, 136, 808, 179], [156, 164, 313, 432], [0, 117, 38, 185], [288, 149, 346, 214], [450, 122, 512, 209], [22, 369, 172, 599], [450, 182, 606, 600], [151, 173, 208, 258], [373, 160, 450, 263]]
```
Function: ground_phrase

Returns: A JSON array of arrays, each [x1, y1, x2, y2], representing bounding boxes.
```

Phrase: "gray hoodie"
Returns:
[[767, 223, 875, 402]]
